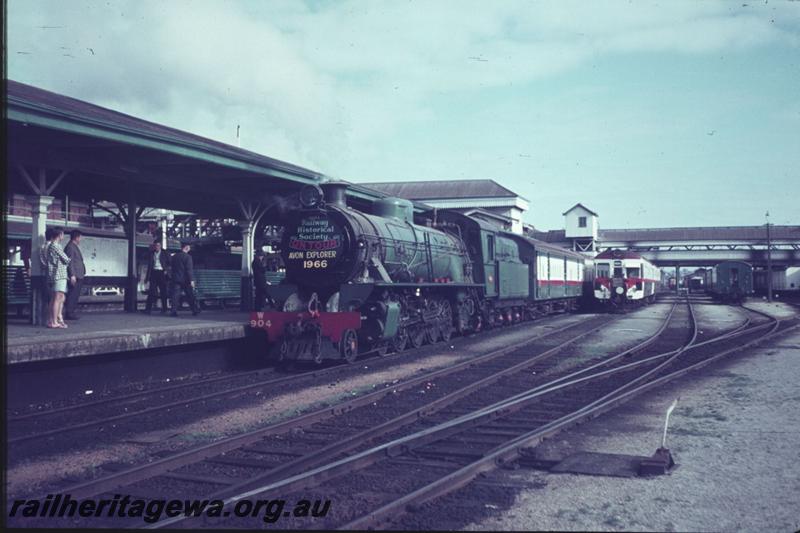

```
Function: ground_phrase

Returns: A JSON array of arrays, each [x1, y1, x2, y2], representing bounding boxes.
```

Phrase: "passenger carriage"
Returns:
[[593, 249, 660, 307], [707, 260, 753, 303]]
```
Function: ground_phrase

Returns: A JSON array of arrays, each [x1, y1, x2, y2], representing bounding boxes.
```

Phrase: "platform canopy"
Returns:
[[5, 80, 424, 316], [5, 80, 395, 219]]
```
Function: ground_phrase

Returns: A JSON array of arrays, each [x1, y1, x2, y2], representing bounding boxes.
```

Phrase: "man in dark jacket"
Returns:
[[143, 241, 170, 314], [63, 229, 86, 320], [252, 249, 267, 311], [169, 242, 200, 316]]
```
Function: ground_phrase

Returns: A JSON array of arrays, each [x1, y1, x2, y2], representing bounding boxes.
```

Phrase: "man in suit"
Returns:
[[169, 242, 200, 316], [252, 249, 267, 311], [143, 241, 170, 314], [63, 229, 86, 320]]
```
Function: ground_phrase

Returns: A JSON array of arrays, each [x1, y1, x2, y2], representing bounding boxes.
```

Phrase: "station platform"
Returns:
[[6, 310, 252, 365]]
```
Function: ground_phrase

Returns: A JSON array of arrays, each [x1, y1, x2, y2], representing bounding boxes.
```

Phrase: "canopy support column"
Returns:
[[239, 220, 255, 311], [124, 185, 139, 312], [238, 200, 271, 311], [26, 194, 55, 325], [17, 164, 69, 325]]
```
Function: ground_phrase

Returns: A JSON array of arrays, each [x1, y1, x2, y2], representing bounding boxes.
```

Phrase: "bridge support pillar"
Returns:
[[675, 265, 680, 294]]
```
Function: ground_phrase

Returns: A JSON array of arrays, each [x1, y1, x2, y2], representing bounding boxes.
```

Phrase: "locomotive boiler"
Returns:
[[251, 182, 481, 363]]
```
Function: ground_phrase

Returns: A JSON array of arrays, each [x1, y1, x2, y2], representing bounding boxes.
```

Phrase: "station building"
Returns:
[[361, 180, 529, 235]]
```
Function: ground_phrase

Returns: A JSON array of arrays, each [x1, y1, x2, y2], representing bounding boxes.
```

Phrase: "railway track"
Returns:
[[14, 313, 613, 493], [7, 313, 616, 492], [10, 301, 693, 528], [331, 306, 795, 531], [143, 301, 794, 529], [6, 312, 590, 457], [12, 301, 790, 529]]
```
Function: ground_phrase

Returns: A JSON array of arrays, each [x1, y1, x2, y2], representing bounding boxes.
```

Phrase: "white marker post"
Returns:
[[662, 397, 679, 449], [639, 398, 679, 476]]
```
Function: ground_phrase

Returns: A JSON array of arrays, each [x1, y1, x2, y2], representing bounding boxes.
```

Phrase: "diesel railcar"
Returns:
[[249, 183, 584, 364], [593, 249, 660, 307], [707, 260, 753, 303]]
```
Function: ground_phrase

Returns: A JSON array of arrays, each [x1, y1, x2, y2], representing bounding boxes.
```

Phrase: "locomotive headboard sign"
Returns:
[[285, 214, 345, 272]]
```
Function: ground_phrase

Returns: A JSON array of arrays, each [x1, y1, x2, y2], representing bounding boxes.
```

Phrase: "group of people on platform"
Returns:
[[38, 229, 276, 327], [40, 227, 84, 328], [39, 231, 201, 328], [141, 241, 201, 316]]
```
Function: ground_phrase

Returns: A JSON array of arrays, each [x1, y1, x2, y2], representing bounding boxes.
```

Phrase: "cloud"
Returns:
[[8, 0, 798, 189]]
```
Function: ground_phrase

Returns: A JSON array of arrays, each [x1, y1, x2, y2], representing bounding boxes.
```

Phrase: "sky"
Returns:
[[7, 0, 800, 230]]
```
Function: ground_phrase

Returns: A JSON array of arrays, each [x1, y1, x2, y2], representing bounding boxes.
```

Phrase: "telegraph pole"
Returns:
[[766, 211, 772, 302]]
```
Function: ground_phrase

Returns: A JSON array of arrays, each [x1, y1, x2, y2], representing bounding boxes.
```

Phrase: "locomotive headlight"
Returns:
[[299, 185, 324, 208], [615, 287, 624, 295]]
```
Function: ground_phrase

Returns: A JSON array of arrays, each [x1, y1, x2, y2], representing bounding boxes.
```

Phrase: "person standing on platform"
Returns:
[[252, 249, 267, 311], [44, 227, 71, 329], [39, 228, 54, 323], [143, 241, 170, 314], [169, 242, 200, 316], [63, 229, 86, 320]]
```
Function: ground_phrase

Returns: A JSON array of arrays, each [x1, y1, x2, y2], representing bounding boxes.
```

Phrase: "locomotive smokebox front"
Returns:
[[281, 184, 363, 292]]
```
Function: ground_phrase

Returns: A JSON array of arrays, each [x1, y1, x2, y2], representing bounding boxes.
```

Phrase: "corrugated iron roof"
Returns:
[[450, 207, 512, 223], [360, 179, 522, 200], [529, 229, 566, 242], [7, 79, 322, 180]]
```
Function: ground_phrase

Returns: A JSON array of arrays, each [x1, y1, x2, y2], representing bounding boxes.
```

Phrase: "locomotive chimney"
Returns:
[[321, 181, 348, 208]]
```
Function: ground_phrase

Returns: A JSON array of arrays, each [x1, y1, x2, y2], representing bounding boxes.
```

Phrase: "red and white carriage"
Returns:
[[593, 250, 660, 306]]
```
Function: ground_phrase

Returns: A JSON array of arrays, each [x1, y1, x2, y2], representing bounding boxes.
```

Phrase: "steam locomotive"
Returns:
[[250, 182, 585, 364]]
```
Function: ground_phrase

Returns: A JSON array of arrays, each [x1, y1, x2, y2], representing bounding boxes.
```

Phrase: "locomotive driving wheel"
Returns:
[[340, 329, 358, 363], [425, 323, 440, 344], [457, 297, 476, 334], [392, 327, 409, 352], [424, 300, 440, 344], [439, 300, 454, 342], [409, 324, 425, 349]]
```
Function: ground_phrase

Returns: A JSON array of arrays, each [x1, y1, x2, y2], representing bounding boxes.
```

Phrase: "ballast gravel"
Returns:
[[463, 328, 800, 532]]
